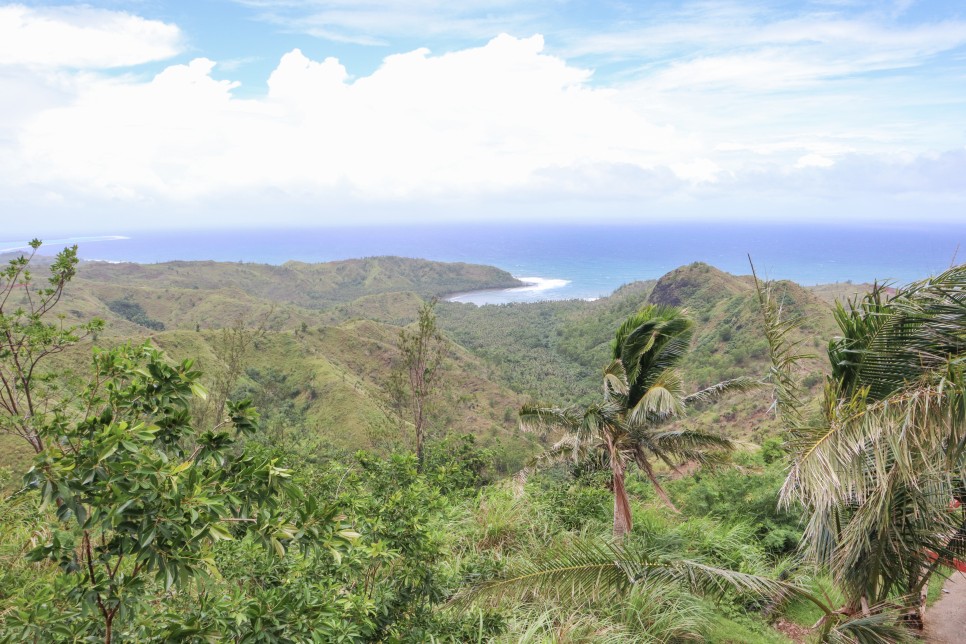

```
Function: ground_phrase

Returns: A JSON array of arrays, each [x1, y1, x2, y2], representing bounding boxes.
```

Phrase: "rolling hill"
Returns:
[[1, 252, 853, 476]]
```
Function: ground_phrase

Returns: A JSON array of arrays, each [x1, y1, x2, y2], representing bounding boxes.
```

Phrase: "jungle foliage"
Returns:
[[1, 242, 956, 643]]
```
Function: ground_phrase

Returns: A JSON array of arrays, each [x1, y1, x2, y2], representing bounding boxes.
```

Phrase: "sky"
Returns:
[[1, 0, 965, 235]]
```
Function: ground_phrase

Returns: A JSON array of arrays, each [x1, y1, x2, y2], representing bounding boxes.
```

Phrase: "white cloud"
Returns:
[[565, 8, 966, 71], [0, 4, 182, 69], [9, 35, 696, 204], [796, 153, 835, 168], [1, 3, 965, 231]]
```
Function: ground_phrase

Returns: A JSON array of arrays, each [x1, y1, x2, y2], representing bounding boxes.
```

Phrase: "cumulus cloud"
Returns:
[[9, 35, 699, 204], [0, 4, 182, 69]]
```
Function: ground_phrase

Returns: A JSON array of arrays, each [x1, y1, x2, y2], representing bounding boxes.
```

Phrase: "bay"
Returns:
[[2, 222, 961, 305]]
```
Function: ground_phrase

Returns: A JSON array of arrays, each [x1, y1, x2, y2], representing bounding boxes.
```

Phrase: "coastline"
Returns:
[[446, 276, 576, 305], [443, 277, 531, 303]]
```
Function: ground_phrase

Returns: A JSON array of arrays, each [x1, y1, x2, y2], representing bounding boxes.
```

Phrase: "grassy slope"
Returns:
[[808, 281, 882, 305], [76, 256, 522, 308], [2, 256, 848, 476], [446, 262, 840, 443], [0, 256, 537, 474]]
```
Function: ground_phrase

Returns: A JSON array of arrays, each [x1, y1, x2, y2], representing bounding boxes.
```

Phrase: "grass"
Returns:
[[707, 615, 792, 644]]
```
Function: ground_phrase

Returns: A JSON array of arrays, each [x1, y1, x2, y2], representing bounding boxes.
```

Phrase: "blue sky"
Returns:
[[1, 0, 965, 234]]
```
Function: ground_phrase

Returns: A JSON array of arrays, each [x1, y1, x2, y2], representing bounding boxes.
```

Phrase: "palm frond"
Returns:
[[602, 359, 629, 399], [621, 578, 712, 642], [831, 265, 966, 402], [453, 538, 634, 607], [824, 604, 916, 644], [641, 428, 734, 462], [579, 401, 626, 435], [451, 537, 803, 610], [518, 434, 597, 483], [629, 333, 693, 404], [614, 306, 694, 408], [627, 369, 686, 426], [611, 305, 683, 361], [777, 263, 966, 621], [683, 376, 763, 406], [750, 258, 812, 425], [518, 403, 581, 435]]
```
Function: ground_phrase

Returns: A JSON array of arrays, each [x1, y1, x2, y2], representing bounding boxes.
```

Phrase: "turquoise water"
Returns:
[[3, 223, 961, 304]]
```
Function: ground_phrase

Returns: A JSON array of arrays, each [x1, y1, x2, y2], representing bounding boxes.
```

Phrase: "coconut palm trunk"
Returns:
[[605, 432, 633, 538]]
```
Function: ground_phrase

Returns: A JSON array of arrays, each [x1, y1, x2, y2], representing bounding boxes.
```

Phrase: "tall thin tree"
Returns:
[[395, 298, 444, 470]]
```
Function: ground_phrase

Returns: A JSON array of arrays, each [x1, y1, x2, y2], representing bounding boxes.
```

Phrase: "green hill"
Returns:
[[1, 254, 845, 474], [3, 246, 949, 643], [76, 255, 522, 308], [444, 262, 838, 442]]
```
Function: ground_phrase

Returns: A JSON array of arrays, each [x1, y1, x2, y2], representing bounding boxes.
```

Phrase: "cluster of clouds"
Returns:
[[0, 4, 182, 68], [1, 2, 965, 232]]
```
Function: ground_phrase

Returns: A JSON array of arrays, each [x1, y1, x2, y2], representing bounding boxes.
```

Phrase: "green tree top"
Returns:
[[0, 240, 103, 452]]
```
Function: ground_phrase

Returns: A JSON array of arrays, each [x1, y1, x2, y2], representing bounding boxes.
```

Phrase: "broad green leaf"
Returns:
[[97, 442, 118, 462], [208, 523, 234, 541]]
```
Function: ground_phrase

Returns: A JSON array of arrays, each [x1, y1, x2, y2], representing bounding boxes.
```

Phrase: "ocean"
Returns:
[[2, 222, 961, 305]]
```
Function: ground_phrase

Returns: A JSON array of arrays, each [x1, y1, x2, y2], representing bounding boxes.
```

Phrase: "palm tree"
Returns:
[[755, 264, 966, 630], [520, 400, 638, 537], [521, 305, 758, 538]]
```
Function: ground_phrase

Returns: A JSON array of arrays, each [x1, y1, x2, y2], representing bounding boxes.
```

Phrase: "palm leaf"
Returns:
[[627, 369, 686, 426], [775, 262, 966, 623], [824, 604, 916, 644], [750, 259, 812, 425], [641, 428, 734, 463], [451, 537, 802, 609], [518, 403, 581, 435], [602, 359, 629, 399], [683, 376, 763, 406], [517, 434, 597, 484]]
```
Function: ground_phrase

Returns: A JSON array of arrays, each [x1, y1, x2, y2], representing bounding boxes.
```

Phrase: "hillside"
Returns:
[[443, 262, 838, 441], [1, 254, 844, 474], [75, 255, 522, 309]]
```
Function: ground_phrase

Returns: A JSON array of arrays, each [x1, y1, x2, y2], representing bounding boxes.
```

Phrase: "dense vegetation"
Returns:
[[106, 298, 166, 330], [1, 242, 960, 642]]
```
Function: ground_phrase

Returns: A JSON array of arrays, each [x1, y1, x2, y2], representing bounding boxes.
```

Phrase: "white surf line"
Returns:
[[446, 275, 572, 303], [505, 276, 571, 292]]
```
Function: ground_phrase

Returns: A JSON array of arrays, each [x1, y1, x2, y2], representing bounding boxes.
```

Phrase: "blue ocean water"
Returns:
[[2, 223, 961, 305]]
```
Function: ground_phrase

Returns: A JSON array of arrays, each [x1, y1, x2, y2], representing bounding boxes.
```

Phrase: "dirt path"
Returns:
[[925, 572, 966, 643]]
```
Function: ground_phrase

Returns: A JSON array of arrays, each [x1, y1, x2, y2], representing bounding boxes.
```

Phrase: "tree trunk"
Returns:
[[414, 394, 424, 470], [606, 434, 633, 539], [612, 469, 633, 539], [904, 565, 931, 630], [27, 431, 43, 454]]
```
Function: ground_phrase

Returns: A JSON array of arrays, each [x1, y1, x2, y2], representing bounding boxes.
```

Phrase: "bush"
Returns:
[[424, 433, 493, 495], [106, 298, 165, 330], [668, 455, 803, 555]]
